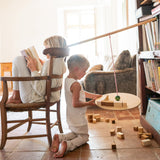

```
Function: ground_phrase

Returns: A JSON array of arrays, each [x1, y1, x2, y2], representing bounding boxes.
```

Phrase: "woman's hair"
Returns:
[[67, 54, 90, 71], [43, 35, 67, 48]]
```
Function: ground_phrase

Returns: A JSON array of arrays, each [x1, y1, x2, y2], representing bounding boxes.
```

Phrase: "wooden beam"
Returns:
[[68, 17, 157, 47]]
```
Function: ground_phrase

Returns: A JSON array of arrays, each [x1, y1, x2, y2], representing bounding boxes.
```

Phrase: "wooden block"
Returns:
[[87, 114, 93, 120], [116, 126, 122, 132], [117, 132, 125, 139], [138, 127, 143, 133], [122, 102, 127, 108], [114, 100, 123, 108], [100, 117, 104, 122], [137, 132, 143, 138], [93, 118, 96, 124], [96, 95, 109, 106], [93, 114, 100, 119], [101, 101, 114, 106], [88, 119, 93, 123], [133, 126, 138, 131], [100, 95, 109, 101], [111, 143, 116, 150], [141, 139, 152, 147], [111, 119, 116, 124], [110, 129, 116, 136], [105, 118, 110, 123], [141, 134, 149, 140], [95, 117, 101, 122], [145, 133, 152, 139]]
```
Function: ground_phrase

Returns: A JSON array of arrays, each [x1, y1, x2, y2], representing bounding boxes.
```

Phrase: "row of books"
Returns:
[[143, 59, 160, 92], [142, 18, 160, 51]]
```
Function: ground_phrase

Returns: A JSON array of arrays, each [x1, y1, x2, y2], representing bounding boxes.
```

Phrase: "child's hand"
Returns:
[[87, 98, 96, 106], [26, 56, 38, 72]]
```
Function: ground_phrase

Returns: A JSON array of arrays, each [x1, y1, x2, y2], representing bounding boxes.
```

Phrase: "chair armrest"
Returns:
[[0, 76, 48, 81], [0, 76, 48, 105]]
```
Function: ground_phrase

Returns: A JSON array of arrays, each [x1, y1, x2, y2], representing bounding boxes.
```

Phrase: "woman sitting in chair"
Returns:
[[7, 35, 67, 104]]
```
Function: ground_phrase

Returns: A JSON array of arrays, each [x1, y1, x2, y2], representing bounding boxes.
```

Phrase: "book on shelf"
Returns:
[[144, 22, 155, 50], [148, 60, 156, 90], [151, 60, 160, 90], [142, 20, 159, 50], [143, 60, 152, 88], [21, 46, 42, 72], [151, 4, 160, 16], [143, 58, 160, 91], [136, 5, 153, 19], [142, 25, 150, 51], [139, 50, 160, 59]]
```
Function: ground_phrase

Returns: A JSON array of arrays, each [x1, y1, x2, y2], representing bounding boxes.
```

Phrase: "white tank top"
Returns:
[[65, 77, 88, 127]]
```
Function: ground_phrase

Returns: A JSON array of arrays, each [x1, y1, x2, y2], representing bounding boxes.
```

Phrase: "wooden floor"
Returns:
[[0, 91, 160, 160]]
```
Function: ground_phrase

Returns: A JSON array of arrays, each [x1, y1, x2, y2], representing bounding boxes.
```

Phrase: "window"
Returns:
[[64, 8, 96, 65], [58, 0, 137, 67]]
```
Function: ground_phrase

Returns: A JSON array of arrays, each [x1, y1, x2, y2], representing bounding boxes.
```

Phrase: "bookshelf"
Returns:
[[137, 0, 160, 144]]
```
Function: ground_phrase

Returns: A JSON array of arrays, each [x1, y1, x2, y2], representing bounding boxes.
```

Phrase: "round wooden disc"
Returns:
[[95, 92, 141, 110]]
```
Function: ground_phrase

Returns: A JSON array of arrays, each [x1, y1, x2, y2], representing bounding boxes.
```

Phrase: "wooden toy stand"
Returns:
[[95, 92, 141, 110]]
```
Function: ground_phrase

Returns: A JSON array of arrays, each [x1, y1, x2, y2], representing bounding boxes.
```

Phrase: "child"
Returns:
[[50, 54, 101, 158], [7, 35, 66, 104]]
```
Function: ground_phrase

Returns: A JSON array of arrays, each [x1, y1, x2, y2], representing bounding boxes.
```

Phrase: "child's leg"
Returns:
[[54, 141, 67, 158], [50, 132, 76, 153], [54, 134, 88, 158], [58, 132, 77, 142], [66, 134, 89, 151]]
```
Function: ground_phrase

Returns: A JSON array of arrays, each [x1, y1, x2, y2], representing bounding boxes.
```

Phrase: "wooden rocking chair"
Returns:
[[0, 47, 69, 149]]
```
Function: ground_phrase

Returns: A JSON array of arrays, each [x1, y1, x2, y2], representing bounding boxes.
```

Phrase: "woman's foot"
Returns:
[[50, 134, 60, 153], [7, 90, 22, 104], [54, 141, 67, 158]]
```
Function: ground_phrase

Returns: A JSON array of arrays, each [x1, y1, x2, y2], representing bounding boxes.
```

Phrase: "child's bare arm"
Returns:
[[85, 91, 102, 99], [71, 82, 96, 107]]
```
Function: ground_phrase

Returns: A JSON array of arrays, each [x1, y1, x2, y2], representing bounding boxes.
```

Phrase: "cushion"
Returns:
[[89, 64, 103, 72], [111, 50, 131, 70]]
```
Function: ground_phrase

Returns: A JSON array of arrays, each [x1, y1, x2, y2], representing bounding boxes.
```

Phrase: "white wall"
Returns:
[[0, 0, 60, 62], [0, 0, 137, 62], [0, 0, 105, 62]]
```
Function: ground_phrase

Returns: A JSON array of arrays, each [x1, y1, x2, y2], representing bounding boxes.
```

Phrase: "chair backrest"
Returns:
[[43, 47, 69, 104]]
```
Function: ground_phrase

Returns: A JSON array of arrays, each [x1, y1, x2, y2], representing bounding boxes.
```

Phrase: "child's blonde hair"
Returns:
[[67, 54, 90, 71]]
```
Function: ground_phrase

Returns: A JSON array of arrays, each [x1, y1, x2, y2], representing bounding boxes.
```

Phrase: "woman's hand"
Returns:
[[39, 58, 45, 65], [26, 56, 38, 72]]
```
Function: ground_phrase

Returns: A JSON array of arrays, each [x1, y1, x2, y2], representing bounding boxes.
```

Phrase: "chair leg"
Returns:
[[46, 105, 52, 147], [27, 111, 33, 132], [0, 106, 7, 149], [57, 101, 63, 133]]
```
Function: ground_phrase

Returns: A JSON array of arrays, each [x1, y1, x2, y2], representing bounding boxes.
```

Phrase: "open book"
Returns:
[[21, 46, 42, 71]]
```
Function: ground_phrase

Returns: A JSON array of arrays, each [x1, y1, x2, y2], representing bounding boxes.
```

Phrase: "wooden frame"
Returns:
[[0, 47, 69, 149]]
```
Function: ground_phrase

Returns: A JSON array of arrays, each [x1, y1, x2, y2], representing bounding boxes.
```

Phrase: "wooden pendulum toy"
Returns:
[[115, 95, 120, 101]]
